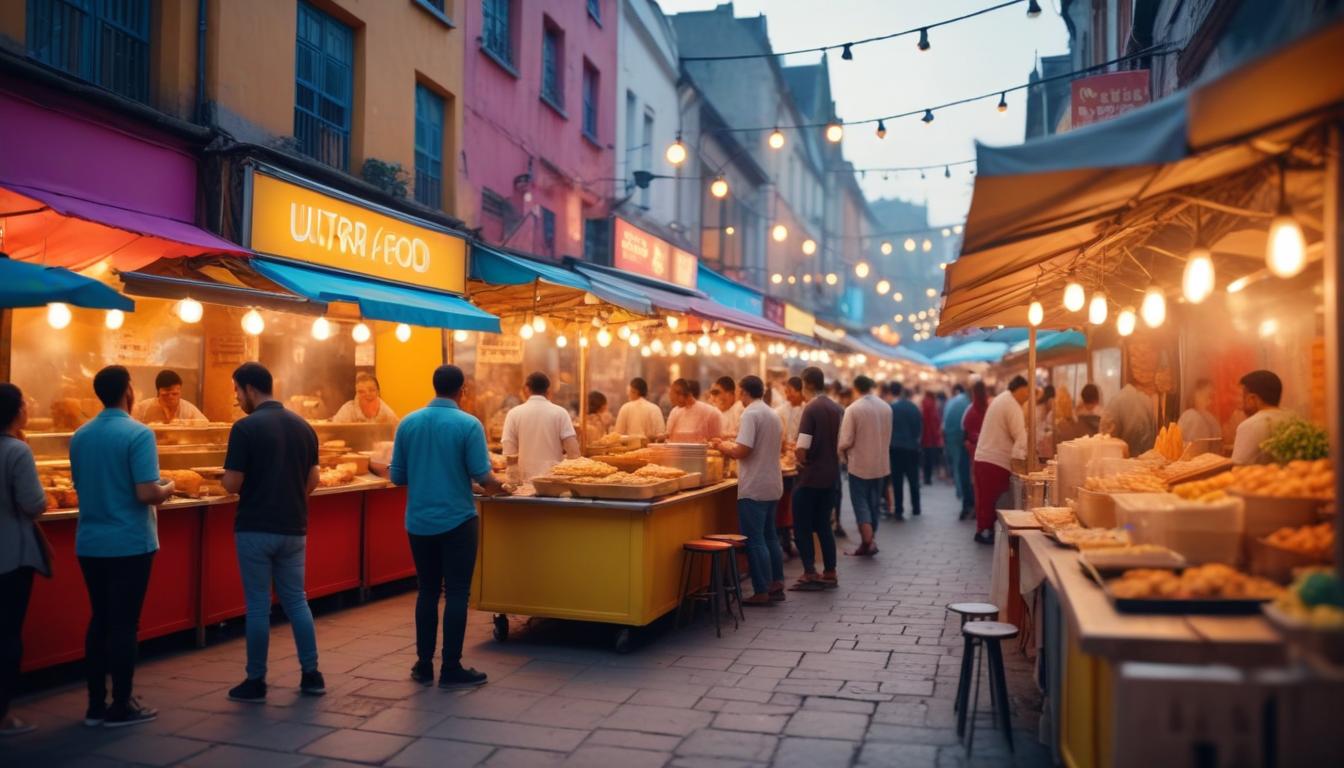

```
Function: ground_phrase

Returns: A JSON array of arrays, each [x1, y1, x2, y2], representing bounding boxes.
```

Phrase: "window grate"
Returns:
[[541, 22, 562, 108], [294, 1, 353, 171], [27, 0, 150, 103], [587, 0, 600, 24], [481, 0, 511, 66], [581, 63, 598, 140], [541, 207, 556, 255], [414, 85, 445, 209]]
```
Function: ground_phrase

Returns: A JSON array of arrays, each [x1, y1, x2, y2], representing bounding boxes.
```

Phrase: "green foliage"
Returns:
[[361, 158, 408, 199], [1260, 416, 1330, 463]]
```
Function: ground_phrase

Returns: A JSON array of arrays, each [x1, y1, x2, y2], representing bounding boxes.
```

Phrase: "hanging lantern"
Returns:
[[104, 309, 125, 330], [1088, 293, 1108, 325], [241, 309, 265, 336], [176, 298, 204, 324], [1027, 300, 1043, 327], [1063, 281, 1086, 312], [1182, 247, 1215, 304], [352, 322, 371, 343], [395, 323, 412, 342], [47, 302, 72, 330], [1140, 287, 1167, 328], [1116, 307, 1137, 337]]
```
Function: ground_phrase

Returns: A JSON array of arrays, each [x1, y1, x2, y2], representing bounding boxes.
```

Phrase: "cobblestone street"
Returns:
[[7, 483, 1050, 767]]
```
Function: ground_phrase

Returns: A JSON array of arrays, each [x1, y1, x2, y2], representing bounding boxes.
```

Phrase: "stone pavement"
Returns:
[[6, 482, 1050, 767]]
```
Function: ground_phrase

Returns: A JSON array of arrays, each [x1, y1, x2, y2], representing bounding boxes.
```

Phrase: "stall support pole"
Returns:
[[1027, 326, 1038, 473], [758, 350, 766, 380], [0, 308, 10, 382], [578, 342, 589, 453], [1326, 121, 1343, 572], [1084, 327, 1093, 383]]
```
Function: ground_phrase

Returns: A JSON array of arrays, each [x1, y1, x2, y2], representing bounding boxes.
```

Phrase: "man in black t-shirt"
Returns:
[[220, 362, 323, 703], [789, 367, 845, 591]]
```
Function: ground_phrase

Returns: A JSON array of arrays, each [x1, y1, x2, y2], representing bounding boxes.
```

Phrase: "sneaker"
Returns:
[[84, 701, 106, 727], [0, 715, 37, 737], [228, 677, 267, 703], [438, 666, 488, 689], [973, 530, 995, 545], [103, 698, 157, 728], [411, 661, 434, 685], [833, 527, 848, 539], [913, 509, 922, 516], [300, 669, 326, 696], [742, 593, 775, 607]]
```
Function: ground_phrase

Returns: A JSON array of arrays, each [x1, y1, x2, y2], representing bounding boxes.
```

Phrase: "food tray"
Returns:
[[591, 453, 652, 472], [1080, 548, 1187, 573], [567, 477, 681, 500], [1231, 491, 1325, 540], [678, 472, 702, 490], [1045, 528, 1129, 550], [1247, 537, 1331, 583], [1160, 455, 1233, 486], [189, 466, 226, 479], [530, 477, 574, 497], [1081, 561, 1272, 615]]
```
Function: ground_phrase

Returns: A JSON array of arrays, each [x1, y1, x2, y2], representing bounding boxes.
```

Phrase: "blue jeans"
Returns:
[[848, 475, 883, 530], [737, 499, 783, 595], [947, 439, 974, 508], [236, 532, 319, 680]]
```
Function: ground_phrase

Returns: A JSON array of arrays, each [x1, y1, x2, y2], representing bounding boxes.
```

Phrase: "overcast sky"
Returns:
[[658, 0, 1071, 225]]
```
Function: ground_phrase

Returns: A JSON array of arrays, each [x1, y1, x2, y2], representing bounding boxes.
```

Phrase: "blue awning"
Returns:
[[697, 265, 764, 315], [0, 258, 133, 310], [470, 244, 589, 291], [1008, 330, 1087, 355], [252, 258, 500, 332], [931, 340, 1009, 368], [575, 263, 794, 339]]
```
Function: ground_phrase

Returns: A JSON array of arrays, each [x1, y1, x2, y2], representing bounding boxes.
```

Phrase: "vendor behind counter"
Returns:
[[132, 370, 207, 425], [330, 372, 399, 426]]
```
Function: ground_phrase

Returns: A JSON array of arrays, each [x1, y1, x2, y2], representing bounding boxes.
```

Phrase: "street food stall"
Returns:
[[940, 20, 1344, 767]]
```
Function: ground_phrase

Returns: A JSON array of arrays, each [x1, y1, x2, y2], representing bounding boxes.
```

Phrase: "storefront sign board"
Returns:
[[612, 219, 698, 290], [1071, 70, 1150, 128]]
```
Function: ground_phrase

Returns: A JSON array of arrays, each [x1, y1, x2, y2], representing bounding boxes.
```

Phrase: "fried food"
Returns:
[[161, 469, 204, 497], [549, 457, 618, 478], [632, 463, 687, 480], [1108, 564, 1284, 600], [1174, 460, 1334, 501], [1084, 470, 1167, 493], [1264, 522, 1334, 558]]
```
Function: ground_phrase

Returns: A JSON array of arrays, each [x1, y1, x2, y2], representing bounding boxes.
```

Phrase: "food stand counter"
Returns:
[[473, 480, 740, 651]]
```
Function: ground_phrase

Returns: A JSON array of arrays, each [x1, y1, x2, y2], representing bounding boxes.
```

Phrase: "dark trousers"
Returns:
[[408, 517, 478, 670], [0, 566, 35, 719], [922, 446, 942, 484], [79, 552, 154, 706], [792, 486, 837, 573], [891, 448, 921, 516]]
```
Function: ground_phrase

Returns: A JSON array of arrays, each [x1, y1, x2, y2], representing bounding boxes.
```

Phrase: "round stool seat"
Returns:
[[683, 539, 733, 553], [704, 533, 748, 548], [947, 602, 999, 618], [961, 621, 1019, 640]]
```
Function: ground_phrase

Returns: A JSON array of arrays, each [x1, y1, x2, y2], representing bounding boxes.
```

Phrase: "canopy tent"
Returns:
[[0, 257, 133, 310], [1008, 330, 1087, 356], [930, 340, 1010, 369], [939, 19, 1344, 334], [468, 244, 651, 319], [697, 264, 765, 315], [253, 258, 500, 332]]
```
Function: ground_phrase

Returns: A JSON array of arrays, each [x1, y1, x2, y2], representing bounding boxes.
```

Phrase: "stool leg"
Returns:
[[954, 635, 974, 725], [709, 553, 722, 639], [965, 638, 983, 757], [676, 552, 692, 628], [987, 638, 1014, 752], [721, 553, 739, 630], [726, 550, 744, 622]]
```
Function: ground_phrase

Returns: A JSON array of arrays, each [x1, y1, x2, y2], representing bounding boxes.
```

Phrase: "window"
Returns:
[[540, 20, 563, 110], [294, 2, 353, 170], [481, 0, 512, 67], [414, 85, 445, 209], [540, 207, 556, 255], [581, 62, 599, 141], [624, 90, 637, 172], [587, 0, 601, 24], [639, 112, 653, 208], [27, 0, 151, 102]]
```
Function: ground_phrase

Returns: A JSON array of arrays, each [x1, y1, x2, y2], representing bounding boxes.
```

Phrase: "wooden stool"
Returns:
[[946, 603, 999, 714], [677, 539, 738, 638], [957, 621, 1019, 756], [704, 534, 747, 621]]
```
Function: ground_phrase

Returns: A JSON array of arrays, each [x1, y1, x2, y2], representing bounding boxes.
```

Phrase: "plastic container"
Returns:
[[1076, 488, 1117, 529], [1056, 436, 1127, 502], [1231, 491, 1325, 541], [648, 443, 708, 479], [1113, 492, 1246, 565]]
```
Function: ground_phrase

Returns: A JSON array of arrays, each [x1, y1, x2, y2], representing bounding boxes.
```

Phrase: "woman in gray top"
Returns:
[[0, 383, 50, 737]]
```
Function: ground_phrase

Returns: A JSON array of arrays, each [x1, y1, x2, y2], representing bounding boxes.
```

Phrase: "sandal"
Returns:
[[820, 571, 839, 589], [790, 579, 826, 591], [742, 593, 775, 607], [846, 542, 871, 557]]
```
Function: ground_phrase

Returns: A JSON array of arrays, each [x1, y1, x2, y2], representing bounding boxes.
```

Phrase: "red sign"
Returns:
[[763, 297, 785, 327], [1071, 70, 1150, 128], [613, 218, 698, 289]]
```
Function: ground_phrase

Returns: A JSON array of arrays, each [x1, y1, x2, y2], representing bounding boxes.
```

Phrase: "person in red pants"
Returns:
[[971, 376, 1029, 544]]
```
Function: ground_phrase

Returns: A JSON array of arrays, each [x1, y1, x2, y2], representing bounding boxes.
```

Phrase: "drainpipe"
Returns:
[[196, 0, 208, 124]]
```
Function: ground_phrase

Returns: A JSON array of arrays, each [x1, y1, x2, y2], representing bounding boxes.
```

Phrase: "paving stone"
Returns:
[[735, 650, 803, 668], [769, 737, 858, 767], [562, 745, 671, 767], [301, 728, 415, 763], [676, 728, 778, 762], [602, 704, 714, 736], [427, 717, 589, 751], [484, 747, 566, 767], [516, 695, 621, 729], [865, 723, 959, 745], [857, 741, 940, 766], [629, 689, 704, 708], [585, 729, 683, 752], [356, 705, 451, 736], [711, 712, 790, 733], [783, 710, 870, 740], [705, 686, 774, 704], [802, 696, 877, 714], [386, 737, 495, 767], [177, 714, 333, 752], [93, 734, 210, 766], [180, 744, 320, 768]]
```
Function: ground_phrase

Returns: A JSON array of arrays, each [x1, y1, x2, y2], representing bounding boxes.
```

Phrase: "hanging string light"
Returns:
[[241, 309, 265, 336], [841, 43, 853, 60], [880, 241, 893, 255], [725, 225, 735, 235], [519, 322, 534, 340], [876, 279, 891, 295], [855, 261, 870, 279], [1088, 293, 1108, 325], [802, 274, 813, 283], [904, 238, 916, 252], [825, 122, 844, 143], [944, 166, 951, 179], [772, 224, 788, 242], [875, 119, 887, 139], [395, 323, 412, 342], [768, 128, 785, 149], [665, 133, 687, 165], [311, 317, 332, 340], [176, 298, 204, 324], [787, 275, 797, 285], [825, 273, 838, 285], [667, 315, 680, 330], [1027, 0, 1043, 17], [771, 273, 783, 284], [997, 92, 1008, 112], [925, 287, 937, 298], [1116, 307, 1136, 336], [104, 309, 125, 330], [1226, 275, 1251, 293], [453, 329, 470, 343], [1266, 161, 1306, 278], [596, 327, 613, 347], [1063, 280, 1086, 312], [802, 239, 817, 255], [556, 334, 568, 348], [921, 109, 934, 124], [922, 239, 932, 252], [1141, 286, 1167, 328], [1027, 300, 1043, 327], [46, 302, 72, 330], [917, 27, 930, 51], [710, 176, 729, 198]]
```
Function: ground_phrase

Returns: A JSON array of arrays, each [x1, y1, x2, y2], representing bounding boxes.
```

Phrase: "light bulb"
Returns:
[[855, 261, 870, 279], [697, 333, 710, 349], [1088, 293, 1108, 325], [922, 239, 932, 252], [925, 287, 937, 298], [241, 309, 265, 336], [579, 334, 590, 348], [725, 226, 735, 236], [825, 122, 844, 143], [104, 309, 125, 330], [787, 346, 799, 359], [771, 273, 783, 284], [453, 329, 469, 343], [1027, 300, 1043, 327], [710, 341, 722, 356], [803, 274, 813, 283], [876, 279, 890, 295], [881, 241, 893, 255], [1116, 307, 1136, 336], [556, 334, 568, 348], [394, 323, 412, 342], [1141, 287, 1166, 328], [47, 302, 72, 330], [531, 315, 546, 332], [745, 341, 757, 355], [596, 328, 612, 347], [519, 323, 534, 340], [665, 138, 687, 166], [176, 298, 203, 324], [651, 338, 664, 353], [685, 341, 697, 356], [617, 325, 631, 340], [667, 315, 679, 330], [772, 224, 788, 242], [311, 317, 332, 340], [825, 273, 838, 285], [641, 345, 652, 358], [1182, 247, 1215, 304], [1266, 212, 1306, 278], [801, 239, 817, 256], [629, 332, 641, 347], [726, 339, 737, 353], [1063, 281, 1086, 312], [1259, 318, 1279, 338], [710, 176, 729, 199], [997, 92, 1008, 112], [894, 292, 903, 301], [352, 322, 371, 343], [917, 27, 930, 51], [768, 128, 785, 149], [904, 238, 916, 252], [1226, 275, 1251, 293], [671, 339, 684, 355], [875, 120, 887, 139], [894, 314, 904, 322], [787, 275, 796, 285]]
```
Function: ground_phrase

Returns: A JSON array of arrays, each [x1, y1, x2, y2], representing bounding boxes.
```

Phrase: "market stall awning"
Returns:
[[939, 19, 1344, 333], [253, 258, 500, 332], [0, 257, 133, 310], [469, 244, 590, 290], [1008, 330, 1086, 355], [697, 265, 764, 315], [0, 91, 251, 272], [850, 333, 935, 368], [930, 340, 1009, 368]]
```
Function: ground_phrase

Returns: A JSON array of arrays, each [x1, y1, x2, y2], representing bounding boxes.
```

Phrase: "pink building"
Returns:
[[460, 0, 617, 260]]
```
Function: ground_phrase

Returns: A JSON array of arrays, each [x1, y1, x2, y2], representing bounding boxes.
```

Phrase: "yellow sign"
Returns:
[[247, 170, 466, 293], [783, 303, 816, 336]]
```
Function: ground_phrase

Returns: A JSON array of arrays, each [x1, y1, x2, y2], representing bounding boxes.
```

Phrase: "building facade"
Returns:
[[614, 0, 683, 241]]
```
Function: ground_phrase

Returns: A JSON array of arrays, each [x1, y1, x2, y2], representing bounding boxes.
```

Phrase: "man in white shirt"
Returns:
[[972, 376, 1030, 544], [1231, 370, 1290, 464], [665, 379, 723, 443], [837, 376, 892, 557], [711, 375, 784, 606], [500, 372, 580, 483], [712, 376, 744, 438], [132, 369, 207, 424], [774, 376, 804, 445], [613, 377, 665, 439]]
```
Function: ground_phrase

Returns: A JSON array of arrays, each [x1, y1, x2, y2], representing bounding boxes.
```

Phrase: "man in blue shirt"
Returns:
[[380, 365, 506, 689], [888, 382, 923, 519], [70, 365, 175, 728], [942, 384, 974, 520]]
